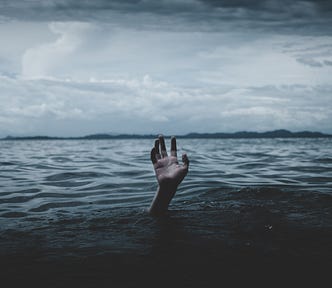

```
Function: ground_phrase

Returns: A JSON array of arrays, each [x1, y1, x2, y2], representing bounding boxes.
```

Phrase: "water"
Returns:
[[0, 138, 331, 218], [1, 138, 332, 286]]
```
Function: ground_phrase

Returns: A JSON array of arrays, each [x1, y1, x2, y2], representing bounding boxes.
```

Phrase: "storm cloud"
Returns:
[[0, 0, 331, 136]]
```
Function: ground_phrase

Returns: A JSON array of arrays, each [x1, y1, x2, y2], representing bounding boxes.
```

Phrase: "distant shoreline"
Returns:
[[1, 129, 331, 140]]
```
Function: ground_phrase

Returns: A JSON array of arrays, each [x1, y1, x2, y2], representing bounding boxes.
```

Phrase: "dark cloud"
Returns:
[[4, 0, 330, 15], [324, 60, 332, 66], [296, 57, 323, 67], [1, 0, 331, 27], [0, 2, 330, 39], [199, 0, 332, 15]]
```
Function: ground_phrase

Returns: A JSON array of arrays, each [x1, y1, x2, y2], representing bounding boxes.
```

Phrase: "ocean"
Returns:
[[0, 138, 331, 287]]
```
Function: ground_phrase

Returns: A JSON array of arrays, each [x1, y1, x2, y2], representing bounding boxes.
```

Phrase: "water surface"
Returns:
[[0, 138, 331, 286]]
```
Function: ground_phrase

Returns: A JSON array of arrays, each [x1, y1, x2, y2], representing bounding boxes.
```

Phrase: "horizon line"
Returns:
[[1, 129, 331, 140]]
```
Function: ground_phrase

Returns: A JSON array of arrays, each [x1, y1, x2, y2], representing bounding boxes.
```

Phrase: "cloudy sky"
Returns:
[[0, 0, 332, 136]]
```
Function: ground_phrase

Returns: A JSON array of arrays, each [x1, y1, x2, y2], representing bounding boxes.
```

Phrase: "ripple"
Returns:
[[0, 195, 35, 204], [45, 171, 109, 181], [42, 180, 92, 187], [50, 156, 73, 162], [30, 201, 87, 212], [0, 161, 16, 166], [315, 157, 332, 164], [77, 183, 122, 191], [1, 211, 27, 218], [0, 188, 41, 197]]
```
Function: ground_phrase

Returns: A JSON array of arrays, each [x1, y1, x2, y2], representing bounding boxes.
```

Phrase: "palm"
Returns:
[[154, 155, 188, 187], [150, 136, 189, 188]]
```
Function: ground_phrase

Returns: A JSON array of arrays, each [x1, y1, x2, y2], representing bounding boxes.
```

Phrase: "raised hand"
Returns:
[[149, 135, 189, 215]]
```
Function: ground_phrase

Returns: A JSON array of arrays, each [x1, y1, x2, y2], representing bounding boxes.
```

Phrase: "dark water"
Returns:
[[0, 138, 331, 287]]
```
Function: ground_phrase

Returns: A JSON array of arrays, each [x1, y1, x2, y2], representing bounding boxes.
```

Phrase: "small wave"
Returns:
[[0, 161, 16, 166], [45, 171, 109, 181], [42, 180, 92, 187], [1, 211, 27, 218], [30, 164, 71, 170], [30, 201, 87, 212], [50, 156, 73, 162], [0, 188, 41, 197], [0, 195, 33, 204], [315, 157, 332, 164], [291, 166, 328, 173], [77, 183, 122, 191], [236, 186, 287, 200], [236, 162, 268, 169], [114, 170, 151, 178], [0, 191, 112, 205], [94, 195, 150, 205]]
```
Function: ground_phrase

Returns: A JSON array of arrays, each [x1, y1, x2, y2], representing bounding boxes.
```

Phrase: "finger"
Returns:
[[171, 136, 177, 157], [150, 147, 157, 164], [182, 153, 189, 170], [154, 139, 161, 159], [159, 135, 167, 158]]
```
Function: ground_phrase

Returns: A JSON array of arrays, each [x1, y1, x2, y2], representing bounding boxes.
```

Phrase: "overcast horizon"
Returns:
[[1, 0, 332, 137]]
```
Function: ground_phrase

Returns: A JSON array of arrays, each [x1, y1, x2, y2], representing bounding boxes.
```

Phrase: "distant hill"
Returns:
[[182, 129, 331, 139], [1, 129, 331, 140], [82, 133, 156, 139]]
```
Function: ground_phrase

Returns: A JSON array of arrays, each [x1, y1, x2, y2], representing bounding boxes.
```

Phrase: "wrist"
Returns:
[[148, 184, 177, 215], [158, 182, 178, 193]]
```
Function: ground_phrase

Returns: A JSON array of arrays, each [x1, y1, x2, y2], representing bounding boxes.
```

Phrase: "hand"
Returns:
[[149, 135, 189, 215], [151, 135, 189, 188]]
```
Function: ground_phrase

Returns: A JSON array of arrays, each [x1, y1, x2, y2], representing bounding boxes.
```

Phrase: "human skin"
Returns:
[[149, 135, 189, 215]]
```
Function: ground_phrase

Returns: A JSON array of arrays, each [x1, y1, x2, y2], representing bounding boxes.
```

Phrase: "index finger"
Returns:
[[154, 139, 161, 159], [171, 136, 177, 157], [159, 135, 167, 157]]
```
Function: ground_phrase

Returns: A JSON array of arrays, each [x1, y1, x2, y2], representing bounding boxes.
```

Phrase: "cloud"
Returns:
[[0, 74, 188, 136], [1, 0, 332, 35], [296, 57, 323, 67], [0, 74, 331, 136], [282, 37, 332, 68], [18, 23, 332, 87], [22, 22, 98, 79], [1, 0, 330, 16], [324, 60, 332, 66], [0, 1, 332, 136]]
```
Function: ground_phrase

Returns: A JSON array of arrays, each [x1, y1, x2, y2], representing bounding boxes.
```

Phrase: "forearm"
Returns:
[[148, 184, 177, 215]]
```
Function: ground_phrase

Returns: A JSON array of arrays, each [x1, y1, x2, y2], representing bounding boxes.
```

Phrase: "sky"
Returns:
[[0, 0, 332, 137]]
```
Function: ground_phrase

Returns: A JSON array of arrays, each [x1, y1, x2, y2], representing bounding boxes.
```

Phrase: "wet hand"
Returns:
[[149, 135, 189, 215], [150, 135, 189, 189]]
